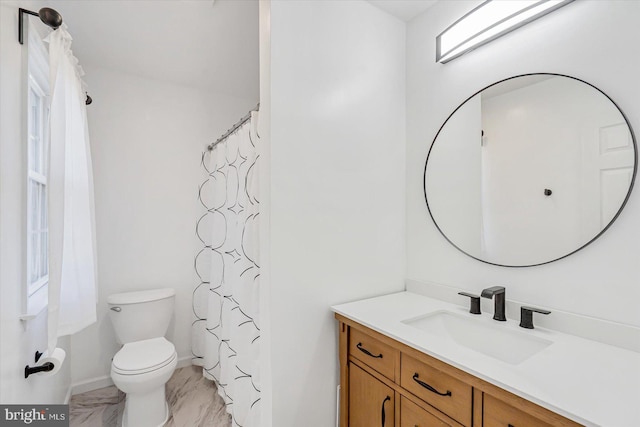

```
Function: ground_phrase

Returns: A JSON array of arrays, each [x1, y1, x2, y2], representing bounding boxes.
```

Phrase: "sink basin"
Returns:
[[402, 310, 552, 365]]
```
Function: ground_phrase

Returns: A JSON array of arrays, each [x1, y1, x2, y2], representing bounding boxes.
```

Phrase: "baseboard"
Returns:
[[175, 355, 192, 370], [71, 375, 114, 396], [63, 386, 72, 405], [71, 356, 193, 396]]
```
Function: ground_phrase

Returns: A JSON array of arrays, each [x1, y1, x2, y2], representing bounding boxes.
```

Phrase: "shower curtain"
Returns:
[[193, 112, 260, 426]]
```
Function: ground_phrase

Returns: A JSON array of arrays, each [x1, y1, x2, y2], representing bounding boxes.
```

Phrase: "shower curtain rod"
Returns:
[[18, 7, 93, 105], [207, 103, 260, 151]]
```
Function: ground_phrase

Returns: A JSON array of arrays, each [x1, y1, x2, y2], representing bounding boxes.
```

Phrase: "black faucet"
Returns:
[[481, 286, 506, 321]]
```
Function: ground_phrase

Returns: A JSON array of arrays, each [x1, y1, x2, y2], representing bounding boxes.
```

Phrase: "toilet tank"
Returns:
[[107, 288, 175, 344]]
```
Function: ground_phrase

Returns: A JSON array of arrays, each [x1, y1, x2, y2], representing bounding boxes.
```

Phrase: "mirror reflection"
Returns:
[[424, 74, 637, 266]]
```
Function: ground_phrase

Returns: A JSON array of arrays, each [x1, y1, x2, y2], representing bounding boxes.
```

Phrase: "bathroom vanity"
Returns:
[[333, 292, 640, 427]]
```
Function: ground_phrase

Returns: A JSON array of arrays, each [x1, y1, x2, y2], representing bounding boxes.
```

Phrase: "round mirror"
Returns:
[[424, 74, 637, 267]]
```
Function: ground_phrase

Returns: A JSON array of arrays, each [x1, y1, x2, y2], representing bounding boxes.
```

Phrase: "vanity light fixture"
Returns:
[[436, 0, 574, 63]]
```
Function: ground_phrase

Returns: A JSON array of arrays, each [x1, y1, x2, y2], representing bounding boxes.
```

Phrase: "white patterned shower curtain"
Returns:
[[193, 112, 260, 426]]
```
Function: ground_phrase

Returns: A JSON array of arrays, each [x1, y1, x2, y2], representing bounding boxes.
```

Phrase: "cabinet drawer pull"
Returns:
[[412, 373, 452, 397], [381, 395, 390, 427], [357, 342, 383, 358]]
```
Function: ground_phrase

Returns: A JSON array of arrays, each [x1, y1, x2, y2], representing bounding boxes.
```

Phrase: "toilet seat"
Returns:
[[112, 337, 176, 375]]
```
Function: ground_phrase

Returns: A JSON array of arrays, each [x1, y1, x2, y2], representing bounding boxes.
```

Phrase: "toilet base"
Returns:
[[121, 387, 169, 427]]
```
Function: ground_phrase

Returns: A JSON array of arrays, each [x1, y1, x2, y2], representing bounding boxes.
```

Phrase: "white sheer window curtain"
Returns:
[[46, 25, 98, 353]]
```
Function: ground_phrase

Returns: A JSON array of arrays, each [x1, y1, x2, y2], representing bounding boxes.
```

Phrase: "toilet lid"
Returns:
[[112, 337, 176, 374]]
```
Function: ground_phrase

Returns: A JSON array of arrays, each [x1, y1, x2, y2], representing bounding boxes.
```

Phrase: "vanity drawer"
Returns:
[[483, 394, 553, 427], [349, 327, 399, 381], [400, 396, 459, 427], [400, 354, 472, 427]]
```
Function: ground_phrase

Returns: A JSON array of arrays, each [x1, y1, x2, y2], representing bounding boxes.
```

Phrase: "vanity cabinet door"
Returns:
[[483, 394, 553, 427], [349, 362, 395, 427]]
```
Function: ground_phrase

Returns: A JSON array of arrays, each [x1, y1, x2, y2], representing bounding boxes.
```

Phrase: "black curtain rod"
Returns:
[[18, 8, 92, 106]]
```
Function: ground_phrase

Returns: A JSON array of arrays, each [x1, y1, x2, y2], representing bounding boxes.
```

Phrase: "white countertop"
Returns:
[[332, 291, 640, 427]]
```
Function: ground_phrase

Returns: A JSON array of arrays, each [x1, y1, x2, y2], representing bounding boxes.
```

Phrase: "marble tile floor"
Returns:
[[70, 366, 231, 427]]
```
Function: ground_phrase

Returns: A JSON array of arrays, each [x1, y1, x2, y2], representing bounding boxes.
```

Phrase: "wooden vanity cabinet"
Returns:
[[337, 314, 583, 427]]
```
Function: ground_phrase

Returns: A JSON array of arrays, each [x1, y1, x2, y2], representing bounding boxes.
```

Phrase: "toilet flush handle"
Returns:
[[110, 307, 122, 312]]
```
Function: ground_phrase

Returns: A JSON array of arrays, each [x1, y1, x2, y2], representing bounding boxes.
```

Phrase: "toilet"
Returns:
[[108, 288, 177, 427]]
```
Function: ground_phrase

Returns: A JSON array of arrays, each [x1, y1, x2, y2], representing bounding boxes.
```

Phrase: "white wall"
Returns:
[[69, 65, 257, 386], [257, 1, 273, 426], [0, 2, 71, 404], [268, 1, 406, 425], [407, 1, 640, 326]]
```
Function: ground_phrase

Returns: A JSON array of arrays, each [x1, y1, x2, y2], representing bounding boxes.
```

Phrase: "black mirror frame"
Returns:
[[423, 73, 638, 268]]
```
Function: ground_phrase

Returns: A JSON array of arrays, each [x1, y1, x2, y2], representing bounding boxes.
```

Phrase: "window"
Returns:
[[27, 77, 49, 296], [25, 23, 50, 305]]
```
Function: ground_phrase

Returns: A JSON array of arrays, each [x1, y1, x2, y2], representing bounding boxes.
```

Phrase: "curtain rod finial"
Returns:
[[38, 7, 63, 30]]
